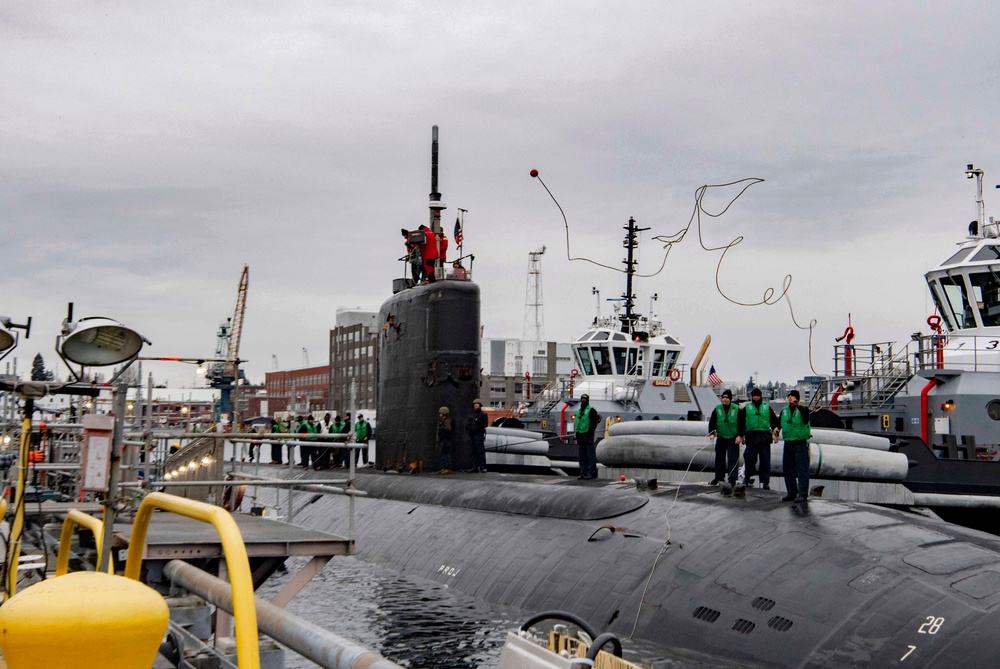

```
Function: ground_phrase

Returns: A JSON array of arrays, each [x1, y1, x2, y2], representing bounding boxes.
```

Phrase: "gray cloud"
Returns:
[[3, 2, 999, 388]]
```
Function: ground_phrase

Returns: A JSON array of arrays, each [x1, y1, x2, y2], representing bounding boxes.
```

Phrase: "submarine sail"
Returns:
[[375, 127, 481, 472]]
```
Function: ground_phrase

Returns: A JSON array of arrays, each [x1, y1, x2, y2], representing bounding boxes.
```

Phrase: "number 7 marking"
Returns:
[[901, 645, 916, 661]]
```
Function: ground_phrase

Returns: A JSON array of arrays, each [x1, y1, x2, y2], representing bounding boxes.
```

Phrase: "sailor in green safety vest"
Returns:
[[708, 389, 741, 486], [269, 417, 287, 465], [574, 394, 600, 480], [737, 388, 780, 489], [299, 415, 320, 468], [354, 414, 372, 467], [779, 390, 812, 503]]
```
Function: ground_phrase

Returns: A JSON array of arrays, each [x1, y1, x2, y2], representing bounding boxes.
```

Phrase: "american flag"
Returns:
[[708, 365, 722, 387], [454, 217, 463, 248]]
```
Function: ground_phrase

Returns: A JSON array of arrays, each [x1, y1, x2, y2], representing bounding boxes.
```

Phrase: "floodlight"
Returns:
[[60, 317, 149, 366], [0, 316, 31, 362]]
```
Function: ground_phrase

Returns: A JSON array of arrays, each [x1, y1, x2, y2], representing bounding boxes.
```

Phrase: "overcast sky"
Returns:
[[4, 2, 1000, 392]]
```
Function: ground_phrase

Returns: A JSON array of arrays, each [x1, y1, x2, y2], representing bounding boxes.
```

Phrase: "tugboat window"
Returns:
[[652, 350, 666, 377], [939, 275, 976, 329], [591, 346, 613, 375], [612, 347, 628, 375], [592, 331, 610, 342], [577, 348, 594, 375], [624, 348, 639, 375], [944, 248, 972, 265], [969, 273, 1000, 327], [929, 281, 955, 330], [971, 246, 1000, 263]]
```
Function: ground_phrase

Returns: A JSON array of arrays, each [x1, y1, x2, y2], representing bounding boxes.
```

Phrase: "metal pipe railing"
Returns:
[[164, 560, 404, 669], [126, 493, 260, 669]]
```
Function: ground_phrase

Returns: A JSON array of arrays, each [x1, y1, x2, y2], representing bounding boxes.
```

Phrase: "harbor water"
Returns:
[[255, 555, 517, 669]]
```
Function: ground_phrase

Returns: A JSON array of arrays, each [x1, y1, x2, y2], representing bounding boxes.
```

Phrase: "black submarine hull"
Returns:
[[376, 280, 480, 472], [275, 471, 1000, 667]]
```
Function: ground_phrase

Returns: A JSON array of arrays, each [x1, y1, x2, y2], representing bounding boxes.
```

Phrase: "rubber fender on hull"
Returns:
[[597, 435, 909, 481], [351, 474, 647, 521], [608, 420, 891, 451], [485, 427, 549, 455]]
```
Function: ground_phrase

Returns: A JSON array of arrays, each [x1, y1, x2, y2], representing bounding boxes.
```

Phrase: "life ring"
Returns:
[[669, 368, 681, 382]]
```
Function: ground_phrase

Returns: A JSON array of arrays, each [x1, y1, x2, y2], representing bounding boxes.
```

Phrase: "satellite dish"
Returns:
[[60, 317, 149, 366]]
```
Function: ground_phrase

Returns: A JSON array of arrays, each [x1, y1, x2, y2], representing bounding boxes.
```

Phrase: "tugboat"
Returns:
[[814, 164, 1000, 527], [508, 217, 721, 466]]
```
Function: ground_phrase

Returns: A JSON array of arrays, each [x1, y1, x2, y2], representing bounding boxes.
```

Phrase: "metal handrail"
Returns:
[[55, 509, 114, 576], [125, 492, 260, 669]]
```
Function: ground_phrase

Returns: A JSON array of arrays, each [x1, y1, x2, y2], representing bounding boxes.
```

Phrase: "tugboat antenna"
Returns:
[[966, 163, 985, 238], [621, 217, 649, 333]]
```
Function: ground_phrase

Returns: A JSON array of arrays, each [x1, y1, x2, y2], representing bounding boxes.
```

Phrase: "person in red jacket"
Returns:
[[438, 232, 448, 269], [419, 225, 439, 282]]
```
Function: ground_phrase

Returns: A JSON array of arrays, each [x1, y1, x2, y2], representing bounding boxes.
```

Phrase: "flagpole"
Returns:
[[457, 208, 467, 253]]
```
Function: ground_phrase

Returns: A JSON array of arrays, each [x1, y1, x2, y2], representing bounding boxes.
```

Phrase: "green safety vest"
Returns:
[[744, 402, 772, 432], [574, 407, 591, 434], [714, 404, 738, 439], [780, 406, 811, 441], [355, 421, 369, 441]]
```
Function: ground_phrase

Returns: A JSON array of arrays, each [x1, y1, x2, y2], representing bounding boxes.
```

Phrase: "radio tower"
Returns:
[[523, 246, 546, 341]]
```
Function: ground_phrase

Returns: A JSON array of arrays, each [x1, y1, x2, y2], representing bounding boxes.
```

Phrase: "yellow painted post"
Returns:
[[125, 492, 260, 669], [55, 510, 113, 576], [5, 416, 33, 598]]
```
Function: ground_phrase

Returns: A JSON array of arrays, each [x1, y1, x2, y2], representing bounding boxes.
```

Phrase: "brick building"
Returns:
[[329, 309, 378, 414], [264, 366, 330, 415]]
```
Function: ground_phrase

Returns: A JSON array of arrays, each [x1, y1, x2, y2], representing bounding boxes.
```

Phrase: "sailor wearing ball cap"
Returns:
[[574, 394, 601, 480], [738, 388, 780, 489], [779, 389, 812, 503], [467, 398, 488, 473], [708, 389, 741, 487]]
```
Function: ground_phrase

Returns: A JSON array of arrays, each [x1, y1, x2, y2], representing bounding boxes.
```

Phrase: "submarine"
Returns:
[[263, 132, 1000, 667], [282, 469, 1000, 668]]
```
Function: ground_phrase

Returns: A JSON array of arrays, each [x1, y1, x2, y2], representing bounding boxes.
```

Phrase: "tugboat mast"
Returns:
[[965, 163, 986, 238], [620, 216, 649, 334]]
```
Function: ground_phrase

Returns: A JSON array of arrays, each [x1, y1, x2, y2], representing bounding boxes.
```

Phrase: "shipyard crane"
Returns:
[[207, 265, 249, 420]]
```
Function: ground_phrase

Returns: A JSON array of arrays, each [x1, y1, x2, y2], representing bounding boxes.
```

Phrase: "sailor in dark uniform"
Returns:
[[708, 389, 741, 486]]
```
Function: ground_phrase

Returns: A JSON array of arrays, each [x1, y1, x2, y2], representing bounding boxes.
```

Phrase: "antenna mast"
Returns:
[[620, 217, 648, 333], [429, 126, 446, 236], [523, 246, 546, 341]]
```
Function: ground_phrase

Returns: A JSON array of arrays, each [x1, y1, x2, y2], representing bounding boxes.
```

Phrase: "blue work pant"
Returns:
[[715, 437, 739, 484], [472, 433, 487, 471], [783, 440, 810, 497], [743, 431, 772, 486], [577, 433, 597, 477]]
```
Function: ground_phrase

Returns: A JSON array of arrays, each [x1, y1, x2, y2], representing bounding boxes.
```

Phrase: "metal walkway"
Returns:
[[117, 512, 353, 607]]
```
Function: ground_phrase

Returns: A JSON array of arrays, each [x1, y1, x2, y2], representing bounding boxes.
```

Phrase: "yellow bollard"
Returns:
[[0, 571, 168, 669]]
